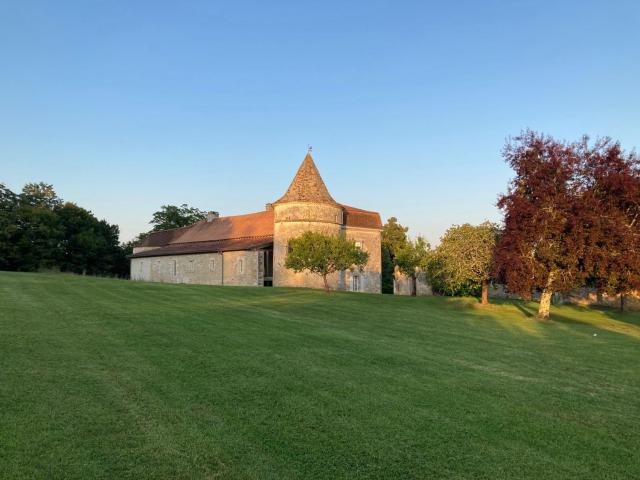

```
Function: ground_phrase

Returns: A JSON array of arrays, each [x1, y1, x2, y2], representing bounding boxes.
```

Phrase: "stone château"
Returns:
[[130, 153, 382, 293]]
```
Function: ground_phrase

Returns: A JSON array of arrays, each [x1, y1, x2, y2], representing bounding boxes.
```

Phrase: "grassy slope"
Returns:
[[0, 272, 639, 479]]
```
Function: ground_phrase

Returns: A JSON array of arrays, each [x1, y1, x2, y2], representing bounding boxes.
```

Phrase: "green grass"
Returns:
[[1, 272, 639, 479]]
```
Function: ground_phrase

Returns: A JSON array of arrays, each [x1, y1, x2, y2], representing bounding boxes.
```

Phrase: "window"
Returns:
[[355, 241, 363, 250], [209, 259, 215, 272], [187, 260, 195, 273], [238, 259, 244, 274], [352, 274, 360, 292], [172, 260, 177, 276]]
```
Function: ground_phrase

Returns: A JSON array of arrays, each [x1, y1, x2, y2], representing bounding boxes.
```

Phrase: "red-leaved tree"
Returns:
[[580, 139, 640, 311], [495, 131, 640, 318], [494, 131, 587, 319]]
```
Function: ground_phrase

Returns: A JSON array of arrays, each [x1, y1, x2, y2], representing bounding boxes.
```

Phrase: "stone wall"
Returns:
[[222, 250, 261, 286], [393, 271, 432, 296], [131, 257, 152, 281], [344, 226, 381, 293], [488, 284, 640, 311], [272, 202, 343, 290], [272, 202, 382, 293], [130, 250, 261, 286], [560, 288, 640, 310], [487, 283, 521, 300]]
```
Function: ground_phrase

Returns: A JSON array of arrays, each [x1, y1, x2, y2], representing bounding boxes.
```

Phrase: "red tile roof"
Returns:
[[172, 210, 274, 244], [131, 236, 274, 258], [341, 205, 383, 229], [132, 210, 275, 258], [137, 225, 193, 247], [136, 211, 273, 247]]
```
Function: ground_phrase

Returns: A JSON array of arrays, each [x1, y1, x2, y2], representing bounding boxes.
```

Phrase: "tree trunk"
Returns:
[[538, 289, 553, 320], [411, 276, 417, 296], [322, 274, 329, 293], [481, 280, 489, 306], [620, 294, 627, 313], [537, 272, 556, 320], [538, 270, 556, 320]]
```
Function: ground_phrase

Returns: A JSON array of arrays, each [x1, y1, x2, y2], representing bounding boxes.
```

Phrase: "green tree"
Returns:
[[382, 217, 409, 258], [21, 182, 62, 209], [11, 184, 65, 271], [381, 246, 394, 294], [57, 203, 126, 276], [0, 182, 129, 277], [395, 236, 431, 296], [430, 222, 500, 305], [0, 184, 19, 270], [150, 204, 206, 231], [381, 217, 409, 293], [285, 231, 369, 291]]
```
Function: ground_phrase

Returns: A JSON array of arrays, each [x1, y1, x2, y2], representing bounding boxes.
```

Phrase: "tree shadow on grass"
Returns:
[[537, 303, 640, 340], [589, 304, 640, 326], [471, 298, 640, 341], [512, 301, 536, 318]]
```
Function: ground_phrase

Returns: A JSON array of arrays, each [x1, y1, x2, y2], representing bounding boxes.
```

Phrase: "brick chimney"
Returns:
[[206, 211, 219, 222]]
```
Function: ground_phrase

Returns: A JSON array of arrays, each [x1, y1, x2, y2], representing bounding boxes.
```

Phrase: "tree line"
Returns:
[[0, 182, 129, 276], [380, 131, 640, 319], [0, 182, 208, 277]]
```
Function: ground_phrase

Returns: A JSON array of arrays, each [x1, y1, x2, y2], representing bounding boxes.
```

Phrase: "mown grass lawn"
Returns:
[[1, 272, 639, 479]]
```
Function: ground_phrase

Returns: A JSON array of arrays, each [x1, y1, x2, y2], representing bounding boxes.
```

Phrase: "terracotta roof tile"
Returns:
[[275, 153, 338, 205], [341, 204, 383, 229], [137, 225, 193, 247], [171, 210, 273, 244], [131, 236, 274, 258]]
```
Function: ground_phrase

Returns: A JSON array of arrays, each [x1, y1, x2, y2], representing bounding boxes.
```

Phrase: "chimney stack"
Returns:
[[206, 211, 219, 222]]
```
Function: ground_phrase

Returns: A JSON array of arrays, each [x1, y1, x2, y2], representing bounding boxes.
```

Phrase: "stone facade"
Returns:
[[344, 226, 382, 293], [130, 251, 261, 286], [272, 201, 343, 290], [393, 270, 432, 296], [130, 152, 382, 293]]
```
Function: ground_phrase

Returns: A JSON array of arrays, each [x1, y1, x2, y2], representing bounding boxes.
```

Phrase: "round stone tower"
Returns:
[[272, 153, 345, 289]]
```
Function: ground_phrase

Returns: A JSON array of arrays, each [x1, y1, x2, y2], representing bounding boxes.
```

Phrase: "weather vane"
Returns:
[[307, 144, 313, 153]]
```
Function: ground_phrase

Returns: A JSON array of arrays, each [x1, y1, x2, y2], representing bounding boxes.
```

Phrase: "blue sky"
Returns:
[[1, 1, 639, 243]]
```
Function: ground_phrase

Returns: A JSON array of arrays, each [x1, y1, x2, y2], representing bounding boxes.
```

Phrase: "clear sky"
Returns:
[[1, 1, 639, 243]]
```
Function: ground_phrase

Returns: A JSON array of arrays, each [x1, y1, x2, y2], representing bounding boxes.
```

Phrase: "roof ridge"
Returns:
[[339, 204, 379, 214], [168, 234, 274, 246], [146, 222, 197, 235]]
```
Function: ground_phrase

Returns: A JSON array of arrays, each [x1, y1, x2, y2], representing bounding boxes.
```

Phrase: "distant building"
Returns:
[[130, 153, 382, 293]]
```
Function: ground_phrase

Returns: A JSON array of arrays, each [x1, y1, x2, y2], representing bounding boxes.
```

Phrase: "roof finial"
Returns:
[[307, 144, 313, 154]]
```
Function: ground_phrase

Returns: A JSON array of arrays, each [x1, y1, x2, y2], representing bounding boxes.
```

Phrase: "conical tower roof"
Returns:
[[275, 153, 338, 205]]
